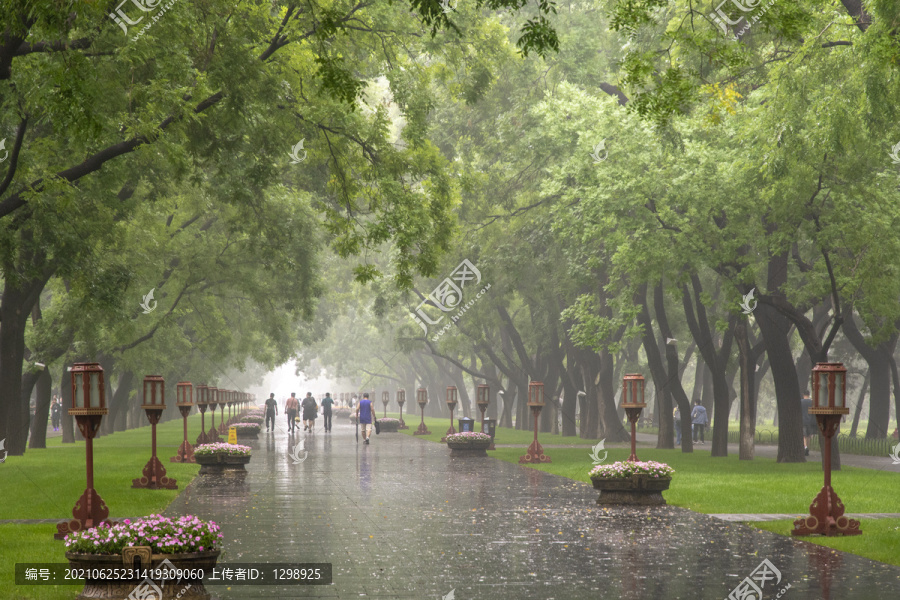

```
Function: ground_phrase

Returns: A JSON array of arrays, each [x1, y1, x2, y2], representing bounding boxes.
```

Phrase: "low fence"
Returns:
[[726, 429, 895, 457]]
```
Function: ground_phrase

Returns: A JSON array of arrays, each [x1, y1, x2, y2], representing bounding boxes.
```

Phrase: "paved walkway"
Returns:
[[166, 418, 900, 599]]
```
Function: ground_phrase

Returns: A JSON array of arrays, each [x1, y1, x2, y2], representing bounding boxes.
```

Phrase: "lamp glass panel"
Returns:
[[89, 372, 101, 408], [835, 373, 844, 408], [818, 373, 829, 408], [74, 372, 85, 408]]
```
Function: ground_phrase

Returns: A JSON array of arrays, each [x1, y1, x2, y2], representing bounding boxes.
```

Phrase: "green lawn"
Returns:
[[0, 414, 211, 600]]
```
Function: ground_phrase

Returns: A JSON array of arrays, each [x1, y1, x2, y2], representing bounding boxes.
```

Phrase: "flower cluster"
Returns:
[[194, 443, 252, 456], [231, 422, 261, 432], [334, 407, 352, 415], [239, 415, 264, 425], [446, 432, 492, 443], [65, 515, 223, 555], [378, 418, 400, 424], [589, 460, 674, 479]]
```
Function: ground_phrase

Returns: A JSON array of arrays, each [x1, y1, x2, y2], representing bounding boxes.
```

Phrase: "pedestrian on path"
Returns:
[[356, 393, 373, 444], [301, 392, 318, 432], [285, 393, 300, 433], [321, 392, 334, 432], [50, 396, 61, 432], [691, 400, 708, 444], [673, 406, 681, 445], [265, 393, 278, 432]]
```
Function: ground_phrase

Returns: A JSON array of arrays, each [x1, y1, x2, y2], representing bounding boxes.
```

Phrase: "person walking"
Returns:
[[301, 392, 318, 432], [321, 392, 334, 432], [801, 390, 816, 456], [691, 400, 708, 444], [50, 397, 61, 432], [673, 406, 681, 445], [356, 393, 373, 444], [285, 393, 300, 433], [264, 393, 278, 432]]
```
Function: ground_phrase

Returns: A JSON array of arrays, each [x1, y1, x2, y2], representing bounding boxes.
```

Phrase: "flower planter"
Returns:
[[591, 475, 671, 506], [65, 550, 219, 600], [447, 440, 491, 457], [234, 430, 259, 440], [195, 453, 251, 475], [378, 419, 400, 433]]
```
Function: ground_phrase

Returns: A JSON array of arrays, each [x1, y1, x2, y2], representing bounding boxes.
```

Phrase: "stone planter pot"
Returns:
[[591, 475, 671, 506], [234, 430, 259, 440], [379, 421, 400, 433], [447, 440, 491, 457], [195, 453, 251, 475], [65, 549, 220, 600]]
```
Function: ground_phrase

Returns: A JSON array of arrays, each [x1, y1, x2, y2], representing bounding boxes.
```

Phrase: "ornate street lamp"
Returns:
[[132, 376, 177, 490], [195, 385, 209, 445], [217, 389, 228, 435], [519, 381, 551, 464], [56, 363, 115, 540], [207, 387, 220, 442], [382, 390, 390, 418], [171, 382, 195, 463], [792, 363, 861, 537], [414, 387, 431, 435], [476, 384, 494, 450], [397, 389, 408, 429], [622, 374, 646, 462], [441, 386, 458, 442]]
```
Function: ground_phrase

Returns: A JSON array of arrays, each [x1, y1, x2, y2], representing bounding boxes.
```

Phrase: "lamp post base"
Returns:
[[207, 427, 220, 442], [414, 422, 431, 435], [55, 488, 114, 540], [132, 456, 178, 490], [171, 440, 195, 463], [519, 439, 551, 464], [792, 485, 862, 537]]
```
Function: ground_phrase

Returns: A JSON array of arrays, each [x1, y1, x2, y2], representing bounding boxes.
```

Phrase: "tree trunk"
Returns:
[[736, 322, 756, 460], [28, 367, 53, 449], [849, 372, 869, 437], [62, 365, 76, 443], [755, 300, 805, 462], [842, 314, 896, 438]]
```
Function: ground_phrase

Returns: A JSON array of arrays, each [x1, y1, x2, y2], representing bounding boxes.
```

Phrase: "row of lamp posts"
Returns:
[[55, 362, 254, 540]]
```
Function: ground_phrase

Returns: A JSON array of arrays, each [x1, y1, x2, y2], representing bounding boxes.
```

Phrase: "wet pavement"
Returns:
[[167, 419, 900, 599]]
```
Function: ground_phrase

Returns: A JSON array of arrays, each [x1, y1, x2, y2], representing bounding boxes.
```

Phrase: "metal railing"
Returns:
[[726, 429, 895, 457]]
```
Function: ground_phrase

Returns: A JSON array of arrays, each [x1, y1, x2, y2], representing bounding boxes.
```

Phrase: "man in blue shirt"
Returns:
[[356, 393, 373, 444]]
